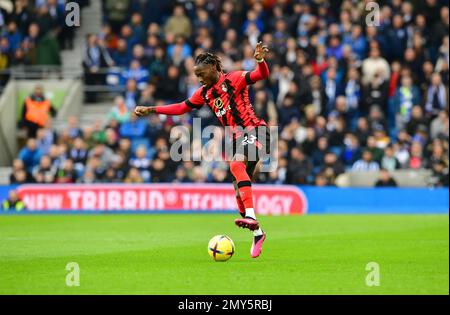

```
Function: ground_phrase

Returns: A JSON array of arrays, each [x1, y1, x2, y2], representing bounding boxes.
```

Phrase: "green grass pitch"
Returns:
[[0, 214, 448, 295]]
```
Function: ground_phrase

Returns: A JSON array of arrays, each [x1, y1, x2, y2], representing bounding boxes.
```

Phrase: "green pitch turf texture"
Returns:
[[0, 214, 448, 295]]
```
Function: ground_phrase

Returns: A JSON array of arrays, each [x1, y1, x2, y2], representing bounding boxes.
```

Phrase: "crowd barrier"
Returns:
[[0, 184, 447, 214]]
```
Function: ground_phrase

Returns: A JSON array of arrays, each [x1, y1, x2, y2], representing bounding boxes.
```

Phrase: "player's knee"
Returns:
[[230, 160, 246, 177]]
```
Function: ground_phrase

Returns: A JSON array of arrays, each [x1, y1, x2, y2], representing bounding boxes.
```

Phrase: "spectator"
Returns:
[[83, 34, 115, 102], [321, 152, 345, 185], [35, 124, 57, 155], [394, 76, 421, 129], [55, 159, 77, 183], [130, 13, 145, 44], [308, 76, 327, 116], [107, 96, 131, 124], [286, 147, 313, 184], [278, 95, 300, 130], [104, 0, 132, 33], [366, 135, 384, 164], [311, 136, 329, 168], [156, 64, 183, 100], [119, 114, 148, 145], [35, 23, 61, 66], [387, 15, 408, 61], [110, 154, 129, 181], [18, 138, 43, 172], [105, 127, 119, 151], [150, 158, 171, 182], [32, 155, 56, 183], [381, 145, 400, 172], [78, 169, 97, 184], [164, 5, 192, 39], [355, 117, 371, 147], [425, 73, 448, 117], [104, 167, 120, 183], [409, 141, 424, 169], [124, 167, 144, 183], [430, 111, 449, 139], [426, 140, 449, 170], [362, 47, 390, 85], [69, 137, 88, 175], [111, 38, 130, 67], [375, 169, 398, 187], [344, 67, 362, 129], [352, 150, 380, 172], [323, 67, 343, 115], [406, 106, 428, 137], [167, 35, 192, 65], [9, 159, 33, 184], [123, 79, 140, 110], [314, 173, 329, 187], [346, 25, 367, 61], [173, 166, 190, 183], [121, 59, 149, 89], [361, 71, 390, 116], [67, 116, 83, 139], [88, 143, 114, 170], [91, 120, 107, 144], [342, 132, 362, 167], [429, 160, 449, 187], [129, 145, 151, 182], [5, 21, 22, 51]]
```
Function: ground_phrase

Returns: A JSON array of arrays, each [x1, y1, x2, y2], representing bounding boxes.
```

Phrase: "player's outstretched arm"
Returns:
[[134, 102, 193, 117], [248, 41, 270, 82], [135, 87, 204, 117]]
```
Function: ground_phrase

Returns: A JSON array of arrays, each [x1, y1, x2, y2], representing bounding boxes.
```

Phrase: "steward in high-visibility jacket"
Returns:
[[21, 85, 57, 137], [1, 190, 26, 212], [2, 198, 26, 212]]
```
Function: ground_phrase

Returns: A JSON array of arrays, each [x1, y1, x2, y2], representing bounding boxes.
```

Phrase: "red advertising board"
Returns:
[[16, 184, 308, 215]]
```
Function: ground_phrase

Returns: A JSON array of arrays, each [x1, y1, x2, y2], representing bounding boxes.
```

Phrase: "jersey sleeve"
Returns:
[[185, 87, 204, 109], [227, 71, 249, 91], [228, 61, 270, 90]]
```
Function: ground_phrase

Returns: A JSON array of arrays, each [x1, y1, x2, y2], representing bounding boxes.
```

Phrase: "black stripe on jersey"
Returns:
[[237, 89, 252, 125], [224, 79, 245, 126], [201, 86, 211, 106], [211, 88, 228, 126], [185, 99, 202, 109], [239, 89, 260, 126], [245, 71, 255, 85]]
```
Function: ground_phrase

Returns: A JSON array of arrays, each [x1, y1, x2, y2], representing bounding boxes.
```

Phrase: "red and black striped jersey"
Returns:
[[185, 71, 267, 139]]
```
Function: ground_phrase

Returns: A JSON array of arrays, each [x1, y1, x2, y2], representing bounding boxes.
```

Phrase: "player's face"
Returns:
[[194, 64, 218, 88]]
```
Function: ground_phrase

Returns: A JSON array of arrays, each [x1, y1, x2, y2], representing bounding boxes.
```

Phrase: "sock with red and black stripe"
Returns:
[[230, 161, 255, 219], [236, 195, 246, 218]]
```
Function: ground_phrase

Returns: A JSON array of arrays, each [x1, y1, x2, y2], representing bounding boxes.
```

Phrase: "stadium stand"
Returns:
[[0, 0, 448, 187]]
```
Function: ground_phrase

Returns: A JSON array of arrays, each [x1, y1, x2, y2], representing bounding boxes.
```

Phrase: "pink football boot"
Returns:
[[250, 232, 266, 258], [234, 217, 260, 231]]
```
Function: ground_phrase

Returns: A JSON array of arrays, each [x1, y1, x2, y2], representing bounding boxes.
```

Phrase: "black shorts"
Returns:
[[231, 126, 271, 179]]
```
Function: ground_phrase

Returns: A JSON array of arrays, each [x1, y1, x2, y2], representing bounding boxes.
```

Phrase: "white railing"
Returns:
[[0, 81, 17, 166]]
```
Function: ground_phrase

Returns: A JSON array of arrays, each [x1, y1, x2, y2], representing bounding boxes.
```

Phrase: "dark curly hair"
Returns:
[[195, 52, 223, 72]]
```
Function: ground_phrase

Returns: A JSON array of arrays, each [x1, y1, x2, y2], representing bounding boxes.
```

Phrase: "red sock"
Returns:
[[230, 161, 254, 210], [236, 195, 246, 217]]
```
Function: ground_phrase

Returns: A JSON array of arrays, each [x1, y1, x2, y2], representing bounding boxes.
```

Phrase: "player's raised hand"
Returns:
[[254, 41, 269, 61], [134, 106, 155, 117]]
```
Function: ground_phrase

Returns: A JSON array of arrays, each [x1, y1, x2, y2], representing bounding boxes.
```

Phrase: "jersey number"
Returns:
[[241, 135, 257, 146]]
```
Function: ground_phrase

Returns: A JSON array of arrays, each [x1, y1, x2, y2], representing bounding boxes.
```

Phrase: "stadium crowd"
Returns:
[[5, 0, 450, 187], [0, 0, 91, 85]]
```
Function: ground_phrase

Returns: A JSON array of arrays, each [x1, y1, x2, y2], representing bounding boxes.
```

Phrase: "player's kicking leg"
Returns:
[[230, 157, 259, 230], [230, 157, 266, 258]]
